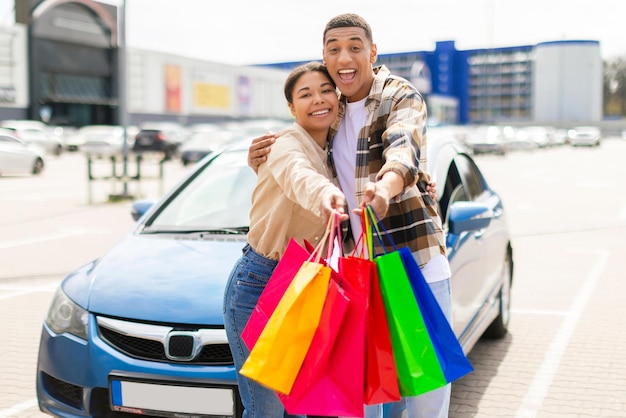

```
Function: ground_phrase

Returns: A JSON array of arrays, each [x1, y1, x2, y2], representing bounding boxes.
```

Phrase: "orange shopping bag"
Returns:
[[280, 213, 367, 417], [239, 216, 334, 395]]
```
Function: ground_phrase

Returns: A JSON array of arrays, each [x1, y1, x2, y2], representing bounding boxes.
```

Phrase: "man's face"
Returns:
[[322, 27, 377, 103]]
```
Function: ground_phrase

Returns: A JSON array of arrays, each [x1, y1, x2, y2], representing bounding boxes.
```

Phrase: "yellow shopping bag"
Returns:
[[239, 219, 334, 395]]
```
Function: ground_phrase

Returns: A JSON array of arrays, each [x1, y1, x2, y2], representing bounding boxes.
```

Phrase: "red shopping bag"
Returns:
[[280, 269, 366, 416], [348, 214, 401, 405], [364, 263, 401, 405], [279, 212, 367, 416]]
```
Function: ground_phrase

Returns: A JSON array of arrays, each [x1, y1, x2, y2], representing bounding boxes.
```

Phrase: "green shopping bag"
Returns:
[[365, 207, 447, 396]]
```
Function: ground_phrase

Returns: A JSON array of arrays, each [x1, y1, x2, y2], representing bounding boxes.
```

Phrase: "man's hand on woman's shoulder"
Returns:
[[248, 133, 277, 173]]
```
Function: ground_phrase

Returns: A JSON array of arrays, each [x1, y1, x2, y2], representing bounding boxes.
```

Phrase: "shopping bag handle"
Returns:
[[307, 213, 335, 264], [364, 205, 398, 256], [326, 211, 343, 260], [307, 210, 343, 264]]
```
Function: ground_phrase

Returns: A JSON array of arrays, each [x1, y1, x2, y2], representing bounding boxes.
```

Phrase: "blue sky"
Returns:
[[2, 0, 625, 65]]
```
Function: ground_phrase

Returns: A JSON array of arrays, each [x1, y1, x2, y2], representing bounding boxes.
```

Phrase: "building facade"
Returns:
[[264, 39, 603, 126], [0, 0, 602, 128], [0, 0, 290, 127]]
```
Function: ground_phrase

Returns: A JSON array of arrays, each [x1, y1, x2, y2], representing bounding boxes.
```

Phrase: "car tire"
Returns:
[[32, 157, 44, 175], [484, 248, 512, 339]]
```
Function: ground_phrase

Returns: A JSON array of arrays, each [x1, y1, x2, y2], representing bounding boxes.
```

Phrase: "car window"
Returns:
[[148, 150, 253, 229], [454, 154, 486, 201], [439, 159, 462, 222], [438, 153, 486, 222]]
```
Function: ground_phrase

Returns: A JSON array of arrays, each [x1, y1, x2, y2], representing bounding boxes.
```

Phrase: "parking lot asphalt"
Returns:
[[2, 142, 626, 417]]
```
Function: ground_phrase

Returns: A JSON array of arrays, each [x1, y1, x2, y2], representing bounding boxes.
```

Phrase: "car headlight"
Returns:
[[45, 287, 89, 340]]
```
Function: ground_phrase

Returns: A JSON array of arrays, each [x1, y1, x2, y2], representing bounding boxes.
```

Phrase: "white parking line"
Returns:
[[515, 250, 609, 418], [0, 283, 58, 300], [0, 228, 110, 250], [0, 398, 38, 418]]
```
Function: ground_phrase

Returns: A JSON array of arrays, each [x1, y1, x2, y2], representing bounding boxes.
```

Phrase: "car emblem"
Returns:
[[165, 331, 200, 361]]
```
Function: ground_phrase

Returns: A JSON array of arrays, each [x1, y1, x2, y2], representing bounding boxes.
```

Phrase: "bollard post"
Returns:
[[135, 154, 142, 198], [159, 158, 165, 196], [110, 155, 118, 197], [87, 155, 93, 204]]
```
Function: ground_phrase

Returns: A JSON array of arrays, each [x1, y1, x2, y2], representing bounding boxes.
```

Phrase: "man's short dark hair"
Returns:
[[323, 13, 373, 44]]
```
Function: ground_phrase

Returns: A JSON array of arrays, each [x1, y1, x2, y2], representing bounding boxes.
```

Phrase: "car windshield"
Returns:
[[146, 149, 254, 231]]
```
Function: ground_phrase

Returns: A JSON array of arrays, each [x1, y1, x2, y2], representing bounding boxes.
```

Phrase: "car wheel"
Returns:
[[32, 157, 44, 175], [484, 248, 512, 338]]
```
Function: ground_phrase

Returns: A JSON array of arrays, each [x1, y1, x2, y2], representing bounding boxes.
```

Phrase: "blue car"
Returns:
[[36, 134, 513, 417]]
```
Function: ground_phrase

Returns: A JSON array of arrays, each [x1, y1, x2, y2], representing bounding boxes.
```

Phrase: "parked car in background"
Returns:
[[553, 128, 569, 146], [0, 119, 63, 156], [35, 132, 513, 418], [464, 125, 513, 155], [515, 126, 555, 148], [0, 130, 45, 176], [180, 130, 240, 166], [49, 124, 78, 151], [503, 128, 539, 152], [75, 125, 139, 157], [133, 122, 189, 160], [568, 126, 601, 146]]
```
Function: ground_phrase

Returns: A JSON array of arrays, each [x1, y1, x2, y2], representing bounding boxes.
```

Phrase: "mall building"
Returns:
[[0, 0, 291, 127], [0, 0, 603, 127], [265, 39, 603, 126]]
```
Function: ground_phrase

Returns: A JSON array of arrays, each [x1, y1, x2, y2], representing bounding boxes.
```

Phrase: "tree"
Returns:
[[604, 56, 626, 116]]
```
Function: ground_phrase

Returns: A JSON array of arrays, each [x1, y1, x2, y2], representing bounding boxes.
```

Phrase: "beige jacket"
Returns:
[[247, 123, 342, 260]]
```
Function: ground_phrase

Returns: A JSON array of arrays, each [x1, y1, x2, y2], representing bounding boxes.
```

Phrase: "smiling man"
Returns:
[[321, 18, 451, 418]]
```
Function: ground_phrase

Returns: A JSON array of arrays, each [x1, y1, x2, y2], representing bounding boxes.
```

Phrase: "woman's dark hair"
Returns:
[[283, 62, 335, 103], [323, 13, 373, 44]]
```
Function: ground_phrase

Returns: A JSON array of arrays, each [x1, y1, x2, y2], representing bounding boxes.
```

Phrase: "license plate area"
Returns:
[[109, 373, 237, 417]]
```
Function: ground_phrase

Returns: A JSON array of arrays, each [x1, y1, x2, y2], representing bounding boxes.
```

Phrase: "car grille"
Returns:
[[96, 316, 233, 365], [41, 372, 83, 410]]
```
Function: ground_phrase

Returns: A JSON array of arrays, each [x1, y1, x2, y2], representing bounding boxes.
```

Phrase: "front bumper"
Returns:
[[36, 317, 240, 417]]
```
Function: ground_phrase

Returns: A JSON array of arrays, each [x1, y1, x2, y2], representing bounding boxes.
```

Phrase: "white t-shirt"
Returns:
[[333, 98, 367, 241], [332, 98, 450, 283]]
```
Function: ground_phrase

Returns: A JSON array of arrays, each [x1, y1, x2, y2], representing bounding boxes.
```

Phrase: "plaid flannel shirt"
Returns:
[[328, 65, 447, 267]]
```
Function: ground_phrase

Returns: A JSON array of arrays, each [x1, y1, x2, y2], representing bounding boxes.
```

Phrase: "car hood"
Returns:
[[82, 233, 245, 325]]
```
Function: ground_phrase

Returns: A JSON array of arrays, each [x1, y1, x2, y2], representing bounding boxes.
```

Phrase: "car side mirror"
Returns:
[[448, 201, 493, 235], [131, 199, 155, 221]]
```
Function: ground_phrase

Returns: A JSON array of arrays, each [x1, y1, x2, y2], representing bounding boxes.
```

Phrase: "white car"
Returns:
[[36, 134, 514, 418], [0, 131, 45, 176], [568, 126, 601, 146], [77, 125, 138, 157], [0, 119, 63, 156]]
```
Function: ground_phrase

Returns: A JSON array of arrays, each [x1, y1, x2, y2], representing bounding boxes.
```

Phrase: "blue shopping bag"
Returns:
[[366, 205, 473, 385], [398, 246, 473, 383]]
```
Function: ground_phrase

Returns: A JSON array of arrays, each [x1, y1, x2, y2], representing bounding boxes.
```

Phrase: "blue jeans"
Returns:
[[223, 244, 301, 418], [364, 278, 453, 418]]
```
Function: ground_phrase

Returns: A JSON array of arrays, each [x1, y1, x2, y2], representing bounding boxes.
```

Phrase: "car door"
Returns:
[[440, 154, 491, 338], [0, 135, 26, 174]]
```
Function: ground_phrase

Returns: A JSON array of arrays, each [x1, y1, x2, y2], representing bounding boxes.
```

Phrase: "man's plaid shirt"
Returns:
[[328, 65, 447, 268]]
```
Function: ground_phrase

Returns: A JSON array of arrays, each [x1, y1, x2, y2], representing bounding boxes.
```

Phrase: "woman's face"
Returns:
[[288, 71, 338, 136]]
